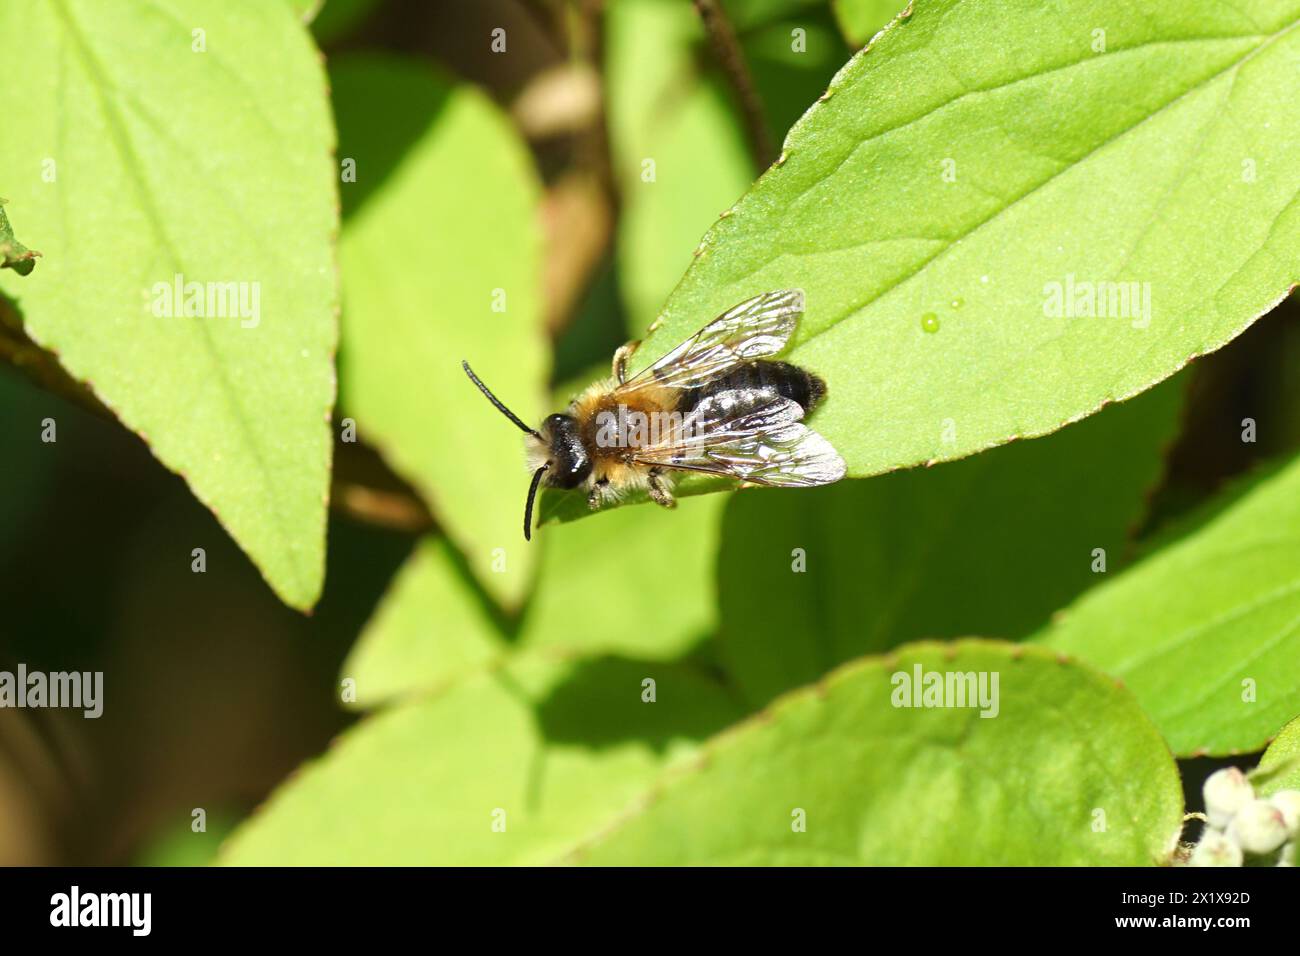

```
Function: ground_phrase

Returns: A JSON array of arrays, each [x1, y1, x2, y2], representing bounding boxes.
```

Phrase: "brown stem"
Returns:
[[330, 433, 435, 534], [692, 0, 775, 169], [330, 477, 434, 534]]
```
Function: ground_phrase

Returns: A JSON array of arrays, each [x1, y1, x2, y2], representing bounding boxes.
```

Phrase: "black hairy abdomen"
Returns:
[[676, 361, 826, 415]]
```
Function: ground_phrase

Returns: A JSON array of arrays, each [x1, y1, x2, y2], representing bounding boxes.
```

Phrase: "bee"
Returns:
[[463, 289, 846, 539]]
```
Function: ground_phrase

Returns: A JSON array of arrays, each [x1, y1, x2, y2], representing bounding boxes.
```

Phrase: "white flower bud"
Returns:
[[1269, 790, 1300, 837], [1189, 829, 1243, 867], [1203, 767, 1253, 829], [1227, 799, 1289, 855], [1278, 842, 1295, 867]]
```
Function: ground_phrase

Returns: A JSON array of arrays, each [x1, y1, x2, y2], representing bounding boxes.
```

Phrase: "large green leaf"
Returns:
[[220, 657, 742, 865], [1038, 456, 1300, 757], [0, 0, 338, 610], [561, 0, 1300, 522], [333, 56, 548, 608], [719, 375, 1185, 705], [344, 492, 725, 708], [569, 641, 1184, 865], [341, 537, 500, 707]]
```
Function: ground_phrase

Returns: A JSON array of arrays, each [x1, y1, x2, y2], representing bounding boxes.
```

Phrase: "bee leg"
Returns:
[[588, 477, 610, 510], [647, 469, 675, 509], [612, 340, 641, 385]]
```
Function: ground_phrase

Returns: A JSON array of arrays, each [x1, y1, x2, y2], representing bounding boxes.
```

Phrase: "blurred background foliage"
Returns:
[[0, 0, 1297, 864]]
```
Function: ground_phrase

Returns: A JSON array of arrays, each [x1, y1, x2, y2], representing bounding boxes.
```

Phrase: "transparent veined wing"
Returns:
[[631, 389, 845, 487], [618, 289, 804, 394]]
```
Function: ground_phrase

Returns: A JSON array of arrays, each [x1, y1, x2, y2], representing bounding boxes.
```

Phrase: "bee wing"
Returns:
[[631, 389, 846, 487], [619, 289, 804, 394]]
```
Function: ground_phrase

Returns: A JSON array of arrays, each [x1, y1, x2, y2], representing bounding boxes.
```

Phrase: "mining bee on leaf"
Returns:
[[463, 289, 845, 539]]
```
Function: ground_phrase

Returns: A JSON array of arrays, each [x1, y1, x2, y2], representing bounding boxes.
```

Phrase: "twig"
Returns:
[[330, 434, 435, 534], [692, 0, 775, 169], [331, 478, 434, 534]]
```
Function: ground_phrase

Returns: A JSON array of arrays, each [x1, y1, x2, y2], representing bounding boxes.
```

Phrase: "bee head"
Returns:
[[462, 360, 592, 541], [537, 414, 591, 489]]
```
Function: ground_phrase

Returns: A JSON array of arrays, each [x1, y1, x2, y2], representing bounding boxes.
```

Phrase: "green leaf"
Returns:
[[0, 201, 39, 275], [1037, 455, 1300, 757], [220, 657, 743, 865], [0, 0, 338, 610], [511, 494, 723, 658], [606, 0, 754, 335], [719, 375, 1185, 705], [579, 0, 1300, 519], [831, 0, 908, 46], [333, 55, 548, 608], [341, 537, 499, 707], [344, 492, 725, 708], [569, 640, 1184, 865], [1255, 716, 1300, 796]]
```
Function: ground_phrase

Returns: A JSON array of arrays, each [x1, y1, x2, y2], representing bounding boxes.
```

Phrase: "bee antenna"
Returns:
[[462, 360, 541, 438], [523, 464, 548, 541]]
